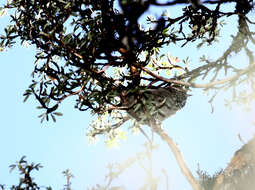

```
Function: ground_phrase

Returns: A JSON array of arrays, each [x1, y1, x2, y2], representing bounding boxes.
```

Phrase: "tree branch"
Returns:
[[150, 124, 203, 190], [136, 62, 255, 89]]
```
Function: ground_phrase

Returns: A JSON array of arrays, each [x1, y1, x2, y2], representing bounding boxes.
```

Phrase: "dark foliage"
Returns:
[[0, 156, 75, 190], [1, 147, 159, 190], [1, 0, 254, 125], [1, 2, 255, 189]]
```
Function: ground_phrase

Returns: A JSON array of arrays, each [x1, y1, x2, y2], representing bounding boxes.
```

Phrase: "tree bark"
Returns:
[[212, 135, 255, 190]]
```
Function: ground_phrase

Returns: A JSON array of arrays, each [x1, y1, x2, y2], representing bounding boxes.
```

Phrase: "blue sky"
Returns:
[[1, 2, 255, 190]]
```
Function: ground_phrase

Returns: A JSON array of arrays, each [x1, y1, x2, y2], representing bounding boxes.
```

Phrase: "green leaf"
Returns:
[[40, 115, 45, 123], [19, 156, 26, 163], [53, 112, 63, 116], [38, 113, 45, 118], [29, 82, 37, 89], [34, 163, 42, 170], [0, 8, 7, 17], [9, 164, 16, 173], [197, 42, 203, 49], [23, 95, 30, 102], [133, 103, 141, 112], [64, 2, 71, 9], [51, 114, 56, 122], [162, 28, 168, 36]]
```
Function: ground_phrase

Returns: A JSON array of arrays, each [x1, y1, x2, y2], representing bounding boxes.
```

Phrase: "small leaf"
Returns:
[[64, 2, 71, 9], [58, 0, 66, 3], [197, 42, 203, 49], [51, 114, 56, 122], [9, 164, 16, 173], [53, 112, 63, 116], [34, 163, 42, 170], [162, 28, 168, 36], [19, 156, 26, 163], [38, 113, 45, 118], [40, 115, 45, 123], [133, 103, 142, 112], [0, 8, 8, 17], [23, 95, 30, 102], [29, 82, 37, 89]]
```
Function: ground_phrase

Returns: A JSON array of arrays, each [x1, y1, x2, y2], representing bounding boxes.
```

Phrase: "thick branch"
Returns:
[[136, 62, 255, 89], [150, 124, 203, 190]]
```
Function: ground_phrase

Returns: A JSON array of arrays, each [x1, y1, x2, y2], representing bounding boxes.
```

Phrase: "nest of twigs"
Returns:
[[122, 86, 188, 125]]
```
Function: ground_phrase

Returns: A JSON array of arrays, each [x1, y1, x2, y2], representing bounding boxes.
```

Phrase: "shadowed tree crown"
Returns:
[[1, 1, 255, 190], [0, 0, 254, 129]]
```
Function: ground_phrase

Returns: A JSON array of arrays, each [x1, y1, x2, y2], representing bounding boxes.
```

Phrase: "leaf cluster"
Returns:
[[0, 0, 255, 125]]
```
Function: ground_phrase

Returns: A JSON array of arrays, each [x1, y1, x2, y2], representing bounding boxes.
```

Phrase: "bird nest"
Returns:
[[123, 86, 188, 125]]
